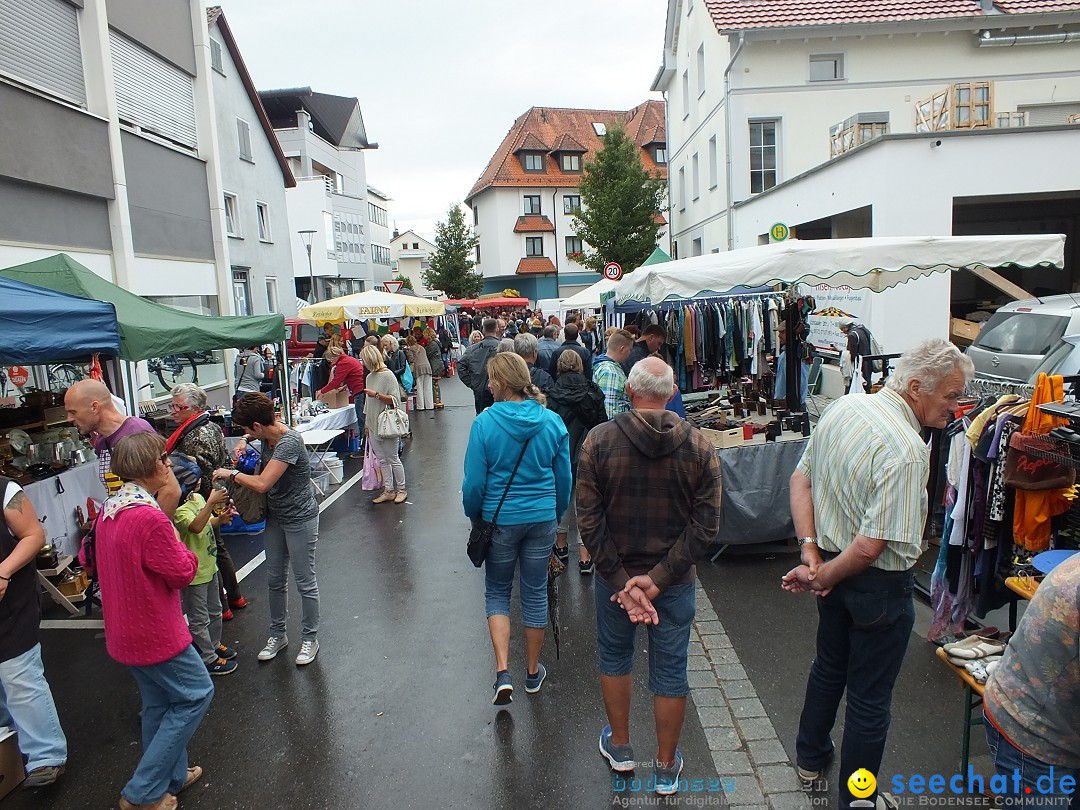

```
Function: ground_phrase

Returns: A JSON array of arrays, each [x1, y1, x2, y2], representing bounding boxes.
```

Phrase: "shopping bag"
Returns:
[[376, 399, 410, 438], [848, 356, 866, 395], [402, 363, 414, 393], [361, 443, 383, 491]]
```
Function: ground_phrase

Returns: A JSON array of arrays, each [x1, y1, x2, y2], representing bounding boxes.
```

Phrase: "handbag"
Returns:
[[229, 456, 267, 523], [376, 396, 410, 438], [467, 438, 532, 568], [1003, 432, 1075, 491], [361, 443, 384, 491]]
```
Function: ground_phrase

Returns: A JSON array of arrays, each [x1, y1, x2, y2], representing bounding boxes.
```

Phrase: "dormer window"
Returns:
[[654, 146, 667, 165], [550, 134, 587, 175], [561, 154, 581, 172], [523, 153, 544, 172]]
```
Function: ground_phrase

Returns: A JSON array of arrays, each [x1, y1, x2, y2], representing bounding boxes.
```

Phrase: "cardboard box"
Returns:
[[701, 427, 743, 449], [0, 729, 24, 800], [950, 317, 981, 345], [317, 389, 350, 409]]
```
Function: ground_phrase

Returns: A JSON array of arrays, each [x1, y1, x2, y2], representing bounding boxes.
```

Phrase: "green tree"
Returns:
[[423, 204, 482, 299], [571, 125, 667, 273], [392, 273, 414, 291]]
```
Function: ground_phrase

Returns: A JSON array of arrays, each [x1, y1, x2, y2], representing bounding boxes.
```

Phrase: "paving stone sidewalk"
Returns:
[[692, 587, 812, 810]]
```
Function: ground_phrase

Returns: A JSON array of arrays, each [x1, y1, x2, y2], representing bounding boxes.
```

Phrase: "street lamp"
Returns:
[[298, 229, 318, 303]]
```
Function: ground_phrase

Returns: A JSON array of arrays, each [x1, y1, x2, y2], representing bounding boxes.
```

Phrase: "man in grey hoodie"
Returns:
[[233, 347, 265, 401], [457, 318, 501, 414]]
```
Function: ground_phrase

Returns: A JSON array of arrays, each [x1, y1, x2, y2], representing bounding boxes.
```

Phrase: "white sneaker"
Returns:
[[257, 635, 288, 661], [296, 639, 319, 666]]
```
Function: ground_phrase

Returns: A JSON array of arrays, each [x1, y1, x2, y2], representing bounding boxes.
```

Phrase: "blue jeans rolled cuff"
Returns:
[[484, 520, 556, 628]]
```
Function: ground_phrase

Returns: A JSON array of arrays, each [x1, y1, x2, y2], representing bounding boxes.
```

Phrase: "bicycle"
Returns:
[[147, 354, 199, 391], [46, 363, 86, 390]]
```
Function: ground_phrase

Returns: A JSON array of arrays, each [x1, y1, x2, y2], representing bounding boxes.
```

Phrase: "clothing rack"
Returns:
[[965, 378, 1036, 397]]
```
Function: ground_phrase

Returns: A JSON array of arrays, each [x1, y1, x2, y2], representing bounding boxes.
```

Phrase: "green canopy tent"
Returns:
[[640, 245, 672, 266], [0, 254, 285, 360]]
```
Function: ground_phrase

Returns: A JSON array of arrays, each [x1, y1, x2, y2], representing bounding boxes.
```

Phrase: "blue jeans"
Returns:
[[484, 520, 557, 628], [266, 516, 321, 641], [0, 644, 67, 770], [124, 645, 214, 805], [984, 714, 1079, 810], [594, 576, 696, 697], [795, 567, 915, 810], [353, 395, 366, 442]]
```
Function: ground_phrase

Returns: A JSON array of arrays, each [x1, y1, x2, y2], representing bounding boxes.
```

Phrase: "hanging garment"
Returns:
[[1013, 373, 1072, 552]]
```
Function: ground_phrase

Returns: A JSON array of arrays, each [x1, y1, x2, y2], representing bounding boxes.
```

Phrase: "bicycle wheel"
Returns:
[[48, 364, 84, 390], [152, 355, 198, 391]]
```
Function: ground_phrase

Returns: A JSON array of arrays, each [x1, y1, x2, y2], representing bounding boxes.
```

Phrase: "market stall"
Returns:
[[610, 234, 1067, 547]]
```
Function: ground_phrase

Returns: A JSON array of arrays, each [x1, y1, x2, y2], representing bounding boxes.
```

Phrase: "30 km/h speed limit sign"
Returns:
[[603, 262, 623, 281]]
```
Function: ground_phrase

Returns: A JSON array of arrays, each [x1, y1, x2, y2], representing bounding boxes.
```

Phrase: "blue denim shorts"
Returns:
[[484, 520, 557, 629], [594, 576, 696, 697]]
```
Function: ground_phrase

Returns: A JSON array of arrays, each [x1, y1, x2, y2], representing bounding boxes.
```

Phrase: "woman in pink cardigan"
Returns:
[[82, 432, 214, 810]]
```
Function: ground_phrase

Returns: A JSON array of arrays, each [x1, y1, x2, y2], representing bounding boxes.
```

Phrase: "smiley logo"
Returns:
[[848, 769, 876, 798]]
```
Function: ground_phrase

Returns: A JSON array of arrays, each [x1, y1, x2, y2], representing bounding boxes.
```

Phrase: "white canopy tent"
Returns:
[[612, 235, 1066, 305], [558, 277, 618, 316], [297, 289, 445, 322]]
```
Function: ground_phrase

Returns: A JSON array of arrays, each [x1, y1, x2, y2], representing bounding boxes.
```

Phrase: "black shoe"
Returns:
[[579, 559, 594, 575], [554, 545, 569, 563]]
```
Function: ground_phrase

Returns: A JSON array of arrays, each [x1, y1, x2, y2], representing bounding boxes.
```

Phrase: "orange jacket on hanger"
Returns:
[[1013, 373, 1072, 552]]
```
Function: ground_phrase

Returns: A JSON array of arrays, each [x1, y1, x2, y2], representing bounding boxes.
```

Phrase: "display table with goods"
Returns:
[[294, 403, 358, 434], [685, 389, 809, 552]]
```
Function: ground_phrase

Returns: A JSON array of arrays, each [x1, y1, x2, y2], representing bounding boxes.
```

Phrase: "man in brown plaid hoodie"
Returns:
[[577, 357, 722, 796]]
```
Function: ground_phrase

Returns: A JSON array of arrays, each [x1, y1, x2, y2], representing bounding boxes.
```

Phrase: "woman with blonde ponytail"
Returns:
[[462, 352, 571, 705]]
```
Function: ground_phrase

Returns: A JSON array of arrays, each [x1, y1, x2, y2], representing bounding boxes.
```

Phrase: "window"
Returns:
[[524, 195, 541, 215], [523, 153, 544, 172], [997, 112, 1027, 128], [566, 236, 583, 256], [232, 269, 251, 316], [475, 244, 481, 264], [692, 152, 700, 200], [561, 154, 581, 172], [525, 236, 544, 257], [265, 277, 278, 313], [971, 312, 1068, 355], [682, 71, 689, 118], [335, 173, 346, 194], [372, 245, 392, 265], [111, 31, 196, 148], [563, 194, 581, 214], [368, 203, 387, 227], [708, 136, 718, 189], [224, 193, 240, 237], [678, 167, 686, 210], [655, 146, 667, 165], [809, 54, 844, 82], [0, 0, 86, 105], [256, 201, 271, 241], [473, 205, 478, 225], [954, 82, 991, 128], [210, 38, 224, 74], [749, 120, 778, 194], [592, 122, 607, 136], [237, 119, 252, 161], [412, 242, 419, 250], [696, 45, 706, 97]]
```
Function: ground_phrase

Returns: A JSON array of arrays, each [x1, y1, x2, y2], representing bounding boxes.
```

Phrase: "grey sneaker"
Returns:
[[525, 662, 547, 694], [493, 671, 513, 705], [22, 765, 64, 788], [295, 639, 319, 666], [654, 750, 684, 796], [599, 725, 635, 772], [257, 635, 288, 661]]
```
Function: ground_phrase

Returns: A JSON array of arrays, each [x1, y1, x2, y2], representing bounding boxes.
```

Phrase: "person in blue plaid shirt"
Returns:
[[592, 330, 634, 419]]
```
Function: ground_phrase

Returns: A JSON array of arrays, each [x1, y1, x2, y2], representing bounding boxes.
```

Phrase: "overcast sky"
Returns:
[[217, 0, 667, 240]]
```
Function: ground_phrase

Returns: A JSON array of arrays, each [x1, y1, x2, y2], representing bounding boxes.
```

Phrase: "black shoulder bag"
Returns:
[[467, 437, 532, 568]]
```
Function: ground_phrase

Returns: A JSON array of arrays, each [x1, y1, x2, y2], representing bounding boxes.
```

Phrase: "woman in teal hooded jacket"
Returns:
[[463, 352, 571, 706]]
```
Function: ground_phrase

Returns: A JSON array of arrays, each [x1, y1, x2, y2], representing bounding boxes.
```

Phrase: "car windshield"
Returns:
[[972, 312, 1068, 355], [1029, 339, 1077, 382]]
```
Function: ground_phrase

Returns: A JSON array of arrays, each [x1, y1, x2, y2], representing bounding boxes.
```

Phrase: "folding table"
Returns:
[[301, 428, 344, 496]]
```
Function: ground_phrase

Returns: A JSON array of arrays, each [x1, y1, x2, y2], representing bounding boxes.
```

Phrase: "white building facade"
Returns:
[[258, 87, 390, 302], [367, 185, 393, 288], [208, 8, 295, 317], [466, 103, 668, 302], [390, 229, 437, 297], [653, 0, 1080, 351]]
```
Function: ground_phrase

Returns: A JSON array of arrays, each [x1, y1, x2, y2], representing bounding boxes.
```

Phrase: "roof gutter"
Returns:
[[723, 32, 746, 251], [977, 29, 1080, 47]]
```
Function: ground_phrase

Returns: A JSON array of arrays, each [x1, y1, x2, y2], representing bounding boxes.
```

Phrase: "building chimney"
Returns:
[[980, 0, 996, 12]]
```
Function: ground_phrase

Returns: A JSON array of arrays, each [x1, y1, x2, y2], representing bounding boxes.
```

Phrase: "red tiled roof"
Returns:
[[704, 0, 989, 30], [550, 133, 587, 153], [516, 258, 557, 275], [996, 0, 1080, 10], [467, 100, 667, 201], [513, 133, 550, 153], [514, 216, 556, 233], [654, 212, 668, 225]]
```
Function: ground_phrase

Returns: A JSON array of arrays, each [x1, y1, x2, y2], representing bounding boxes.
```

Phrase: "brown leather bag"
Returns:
[[1003, 432, 1075, 491]]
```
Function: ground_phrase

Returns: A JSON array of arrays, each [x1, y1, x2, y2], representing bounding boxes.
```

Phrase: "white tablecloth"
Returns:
[[294, 405, 358, 434], [23, 462, 107, 557]]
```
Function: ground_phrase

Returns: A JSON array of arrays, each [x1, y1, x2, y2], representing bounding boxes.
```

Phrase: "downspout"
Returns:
[[723, 32, 746, 251], [552, 187, 560, 301]]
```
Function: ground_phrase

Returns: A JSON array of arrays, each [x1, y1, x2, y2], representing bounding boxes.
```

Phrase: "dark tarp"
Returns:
[[0, 276, 120, 364], [0, 254, 286, 361]]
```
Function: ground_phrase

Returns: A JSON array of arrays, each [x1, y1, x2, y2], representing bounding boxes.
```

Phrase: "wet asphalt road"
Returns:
[[19, 376, 723, 810]]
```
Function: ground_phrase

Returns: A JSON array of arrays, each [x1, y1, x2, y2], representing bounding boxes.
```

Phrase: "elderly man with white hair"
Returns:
[[782, 338, 974, 810]]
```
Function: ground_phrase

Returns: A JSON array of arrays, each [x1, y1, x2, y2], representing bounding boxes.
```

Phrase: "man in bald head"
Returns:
[[64, 380, 180, 515]]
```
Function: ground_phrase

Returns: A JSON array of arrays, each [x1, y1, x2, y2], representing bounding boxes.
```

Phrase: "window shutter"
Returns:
[[237, 119, 252, 160], [0, 0, 86, 105], [110, 30, 197, 149], [209, 38, 223, 73], [1019, 103, 1080, 126]]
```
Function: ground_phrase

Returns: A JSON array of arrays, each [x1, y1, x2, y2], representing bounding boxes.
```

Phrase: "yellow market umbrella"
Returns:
[[298, 289, 445, 322]]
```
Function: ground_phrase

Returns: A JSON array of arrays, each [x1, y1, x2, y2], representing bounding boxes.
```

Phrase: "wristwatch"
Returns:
[[799, 536, 818, 546]]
